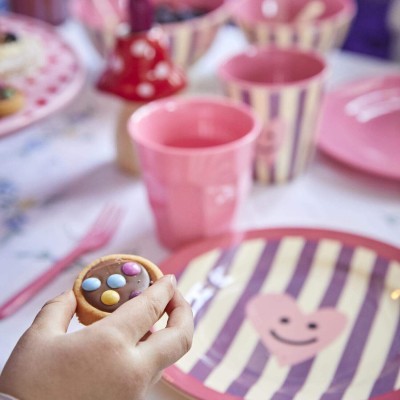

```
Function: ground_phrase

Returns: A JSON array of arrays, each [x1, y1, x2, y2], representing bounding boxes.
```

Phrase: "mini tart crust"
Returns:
[[0, 86, 24, 117], [73, 254, 163, 325]]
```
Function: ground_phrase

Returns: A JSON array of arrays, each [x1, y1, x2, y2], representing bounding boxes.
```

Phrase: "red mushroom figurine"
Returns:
[[97, 25, 186, 175]]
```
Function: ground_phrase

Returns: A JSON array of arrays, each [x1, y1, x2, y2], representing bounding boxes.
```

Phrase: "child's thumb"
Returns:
[[31, 290, 77, 335]]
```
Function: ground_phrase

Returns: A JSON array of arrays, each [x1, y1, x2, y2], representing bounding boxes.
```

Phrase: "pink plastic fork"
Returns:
[[0, 204, 124, 319]]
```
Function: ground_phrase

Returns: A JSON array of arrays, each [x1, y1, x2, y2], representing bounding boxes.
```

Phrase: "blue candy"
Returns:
[[82, 277, 101, 292], [107, 274, 126, 289]]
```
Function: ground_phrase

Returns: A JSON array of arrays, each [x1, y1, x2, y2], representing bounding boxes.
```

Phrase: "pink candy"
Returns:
[[121, 262, 141, 276]]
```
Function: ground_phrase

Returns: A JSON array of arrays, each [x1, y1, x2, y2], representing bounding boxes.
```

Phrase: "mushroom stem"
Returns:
[[128, 0, 154, 33]]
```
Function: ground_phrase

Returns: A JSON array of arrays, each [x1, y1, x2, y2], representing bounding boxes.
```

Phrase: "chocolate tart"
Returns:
[[73, 254, 163, 325]]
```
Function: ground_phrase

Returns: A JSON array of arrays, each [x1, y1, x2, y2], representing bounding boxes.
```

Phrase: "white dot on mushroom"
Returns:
[[137, 82, 155, 98]]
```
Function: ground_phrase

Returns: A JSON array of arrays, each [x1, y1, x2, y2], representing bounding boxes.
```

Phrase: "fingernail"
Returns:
[[167, 274, 177, 288]]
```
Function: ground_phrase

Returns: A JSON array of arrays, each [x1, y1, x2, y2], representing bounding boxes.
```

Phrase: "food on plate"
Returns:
[[0, 30, 43, 78], [73, 254, 163, 325], [0, 84, 24, 117]]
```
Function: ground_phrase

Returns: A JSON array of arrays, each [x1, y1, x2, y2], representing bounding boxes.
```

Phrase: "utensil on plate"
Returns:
[[0, 204, 124, 319]]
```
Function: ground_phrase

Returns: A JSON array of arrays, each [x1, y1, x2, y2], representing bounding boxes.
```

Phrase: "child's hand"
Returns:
[[0, 275, 193, 400]]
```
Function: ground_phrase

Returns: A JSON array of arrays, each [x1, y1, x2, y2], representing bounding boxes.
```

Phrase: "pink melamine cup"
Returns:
[[218, 46, 327, 184], [129, 95, 262, 250]]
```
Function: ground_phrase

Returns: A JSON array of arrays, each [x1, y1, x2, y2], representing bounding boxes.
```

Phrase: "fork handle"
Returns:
[[0, 248, 83, 320]]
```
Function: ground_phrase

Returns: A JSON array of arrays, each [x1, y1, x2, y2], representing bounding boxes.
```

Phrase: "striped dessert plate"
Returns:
[[157, 227, 400, 400]]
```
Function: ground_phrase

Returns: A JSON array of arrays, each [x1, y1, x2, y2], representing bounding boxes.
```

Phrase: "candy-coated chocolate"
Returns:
[[101, 290, 120, 306], [122, 262, 141, 276], [81, 277, 101, 292], [81, 257, 152, 312], [107, 274, 126, 289], [129, 290, 142, 299]]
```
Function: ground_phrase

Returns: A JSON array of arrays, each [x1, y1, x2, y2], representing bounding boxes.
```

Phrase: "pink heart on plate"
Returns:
[[246, 293, 347, 366]]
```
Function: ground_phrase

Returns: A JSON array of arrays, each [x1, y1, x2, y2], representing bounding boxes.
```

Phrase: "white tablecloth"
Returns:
[[0, 19, 399, 400]]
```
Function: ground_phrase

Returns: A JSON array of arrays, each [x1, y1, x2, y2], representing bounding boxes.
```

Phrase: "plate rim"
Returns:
[[160, 227, 400, 400], [0, 12, 87, 138], [317, 74, 400, 181]]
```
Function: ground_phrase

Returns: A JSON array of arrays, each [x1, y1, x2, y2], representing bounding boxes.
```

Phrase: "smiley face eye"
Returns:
[[308, 322, 318, 330], [280, 317, 290, 324]]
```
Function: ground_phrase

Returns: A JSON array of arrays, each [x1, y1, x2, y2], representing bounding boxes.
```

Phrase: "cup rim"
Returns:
[[217, 45, 328, 91], [129, 95, 263, 156], [228, 0, 357, 27], [153, 0, 230, 30]]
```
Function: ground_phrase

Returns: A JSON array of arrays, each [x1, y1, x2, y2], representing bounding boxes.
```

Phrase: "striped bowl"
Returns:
[[228, 0, 356, 53], [154, 0, 230, 68], [71, 0, 230, 69]]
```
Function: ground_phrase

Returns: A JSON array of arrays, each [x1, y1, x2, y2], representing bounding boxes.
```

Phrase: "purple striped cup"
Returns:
[[218, 46, 327, 184]]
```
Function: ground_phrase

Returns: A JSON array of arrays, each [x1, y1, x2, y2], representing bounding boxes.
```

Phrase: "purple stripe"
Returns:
[[369, 313, 400, 397], [369, 252, 400, 396], [268, 92, 280, 184], [270, 29, 276, 45], [288, 88, 307, 180], [226, 342, 270, 396], [285, 240, 319, 297], [190, 245, 240, 326], [270, 245, 355, 399], [168, 35, 175, 60], [227, 240, 319, 397], [189, 239, 281, 383], [241, 89, 250, 106], [321, 255, 391, 400], [312, 30, 320, 49], [292, 29, 299, 45]]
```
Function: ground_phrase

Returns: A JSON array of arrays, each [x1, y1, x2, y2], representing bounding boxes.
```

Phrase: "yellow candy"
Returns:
[[101, 290, 120, 306]]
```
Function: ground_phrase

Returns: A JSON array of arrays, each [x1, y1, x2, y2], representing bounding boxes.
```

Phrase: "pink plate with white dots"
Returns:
[[0, 13, 86, 137]]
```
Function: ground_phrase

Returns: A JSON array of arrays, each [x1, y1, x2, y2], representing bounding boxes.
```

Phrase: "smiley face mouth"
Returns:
[[270, 330, 318, 346]]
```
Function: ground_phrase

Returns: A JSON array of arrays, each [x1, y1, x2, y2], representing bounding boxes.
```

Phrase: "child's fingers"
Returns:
[[30, 290, 76, 335], [138, 290, 194, 371], [105, 275, 177, 342]]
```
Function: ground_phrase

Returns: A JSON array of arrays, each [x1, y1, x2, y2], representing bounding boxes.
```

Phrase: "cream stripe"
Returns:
[[342, 260, 400, 400], [252, 87, 270, 184], [227, 84, 242, 103], [317, 21, 335, 52], [154, 249, 222, 331], [174, 24, 192, 67], [178, 249, 222, 295], [334, 19, 351, 48], [204, 237, 305, 392], [176, 239, 267, 373], [240, 24, 254, 43], [296, 239, 341, 312], [294, 80, 322, 176], [275, 25, 293, 48], [274, 86, 298, 183], [255, 159, 270, 185], [395, 368, 400, 390], [247, 239, 342, 399], [195, 19, 216, 63], [255, 24, 270, 46], [251, 87, 269, 121], [293, 247, 377, 399], [297, 25, 315, 50]]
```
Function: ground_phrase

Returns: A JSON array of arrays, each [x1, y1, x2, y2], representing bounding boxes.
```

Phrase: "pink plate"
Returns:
[[0, 13, 86, 138], [159, 227, 400, 400], [317, 75, 400, 180]]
